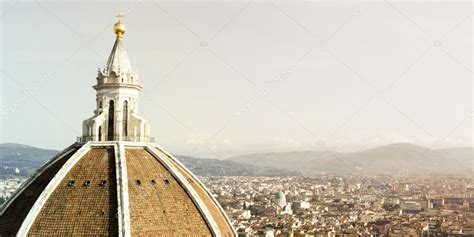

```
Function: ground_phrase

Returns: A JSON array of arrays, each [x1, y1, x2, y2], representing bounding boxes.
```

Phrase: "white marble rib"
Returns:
[[0, 143, 79, 216], [117, 142, 131, 237], [151, 142, 237, 236], [17, 142, 93, 236], [145, 144, 222, 237]]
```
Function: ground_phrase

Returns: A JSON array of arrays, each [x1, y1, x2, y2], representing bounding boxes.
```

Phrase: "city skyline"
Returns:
[[1, 1, 472, 158], [1, 2, 473, 236]]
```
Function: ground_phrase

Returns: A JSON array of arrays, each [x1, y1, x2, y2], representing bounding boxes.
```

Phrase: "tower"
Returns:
[[81, 16, 151, 142], [0, 17, 236, 236]]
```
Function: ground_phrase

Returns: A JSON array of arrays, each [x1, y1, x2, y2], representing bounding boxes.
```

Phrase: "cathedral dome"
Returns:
[[0, 143, 235, 236], [0, 17, 236, 236]]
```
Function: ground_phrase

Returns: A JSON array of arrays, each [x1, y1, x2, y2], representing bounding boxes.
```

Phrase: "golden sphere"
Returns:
[[113, 22, 126, 37]]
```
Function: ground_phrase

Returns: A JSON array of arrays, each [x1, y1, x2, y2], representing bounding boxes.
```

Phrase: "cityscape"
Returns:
[[1, 1, 472, 236], [2, 173, 473, 236], [205, 175, 474, 236]]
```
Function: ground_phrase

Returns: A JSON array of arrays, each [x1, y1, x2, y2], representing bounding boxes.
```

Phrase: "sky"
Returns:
[[0, 0, 472, 159]]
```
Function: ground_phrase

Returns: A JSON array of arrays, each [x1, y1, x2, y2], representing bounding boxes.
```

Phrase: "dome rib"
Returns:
[[28, 146, 119, 236], [17, 142, 94, 236], [0, 145, 79, 236], [145, 144, 221, 236], [153, 143, 236, 236], [0, 143, 78, 216], [116, 142, 131, 236]]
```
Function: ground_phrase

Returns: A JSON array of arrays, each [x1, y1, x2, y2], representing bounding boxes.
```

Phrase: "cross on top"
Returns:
[[116, 13, 124, 22]]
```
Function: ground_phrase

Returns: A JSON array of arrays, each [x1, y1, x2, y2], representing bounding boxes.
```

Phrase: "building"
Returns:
[[0, 17, 236, 236], [400, 201, 422, 215], [292, 201, 310, 212], [274, 191, 287, 209]]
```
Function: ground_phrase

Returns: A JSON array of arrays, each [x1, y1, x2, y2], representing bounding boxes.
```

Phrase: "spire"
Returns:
[[105, 38, 132, 76]]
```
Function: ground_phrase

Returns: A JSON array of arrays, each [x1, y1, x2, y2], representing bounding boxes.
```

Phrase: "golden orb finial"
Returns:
[[113, 13, 126, 38]]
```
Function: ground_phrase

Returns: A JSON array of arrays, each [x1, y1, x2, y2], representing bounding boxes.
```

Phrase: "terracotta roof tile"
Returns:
[[126, 147, 212, 236], [29, 147, 118, 236], [0, 147, 78, 236]]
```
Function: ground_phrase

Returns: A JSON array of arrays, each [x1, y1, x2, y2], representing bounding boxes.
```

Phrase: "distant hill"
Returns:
[[0, 143, 35, 148], [0, 143, 299, 178], [227, 151, 340, 174], [228, 143, 473, 175], [2, 143, 471, 177], [0, 144, 57, 178], [175, 155, 299, 176]]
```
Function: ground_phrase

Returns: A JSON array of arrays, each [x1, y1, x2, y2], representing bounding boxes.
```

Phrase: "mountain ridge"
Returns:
[[1, 143, 471, 177], [0, 143, 299, 177], [227, 143, 473, 175]]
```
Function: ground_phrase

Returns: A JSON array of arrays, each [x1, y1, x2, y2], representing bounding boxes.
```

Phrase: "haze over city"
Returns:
[[1, 0, 472, 159], [1, 1, 473, 236]]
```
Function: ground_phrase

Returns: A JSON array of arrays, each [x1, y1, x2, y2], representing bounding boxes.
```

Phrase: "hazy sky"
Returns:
[[0, 0, 472, 158]]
